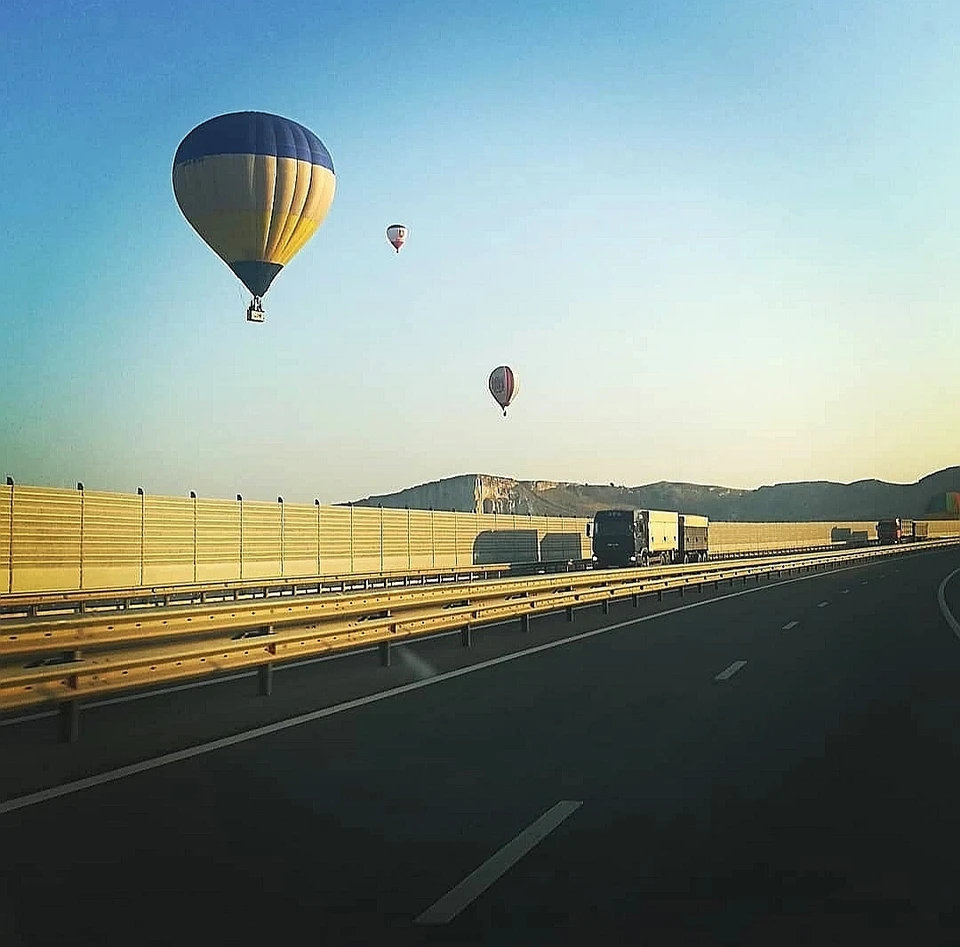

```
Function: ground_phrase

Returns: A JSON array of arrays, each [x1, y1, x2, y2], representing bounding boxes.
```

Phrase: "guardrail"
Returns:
[[0, 536, 917, 622], [4, 538, 957, 740], [0, 559, 589, 621]]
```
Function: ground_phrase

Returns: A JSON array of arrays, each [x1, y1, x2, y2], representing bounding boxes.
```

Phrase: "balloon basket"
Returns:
[[246, 298, 265, 323]]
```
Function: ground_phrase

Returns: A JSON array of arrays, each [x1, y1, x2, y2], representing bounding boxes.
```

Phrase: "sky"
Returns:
[[1, 0, 957, 504]]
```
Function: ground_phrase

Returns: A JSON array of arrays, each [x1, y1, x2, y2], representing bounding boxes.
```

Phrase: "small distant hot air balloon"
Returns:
[[172, 111, 336, 323], [386, 224, 408, 253], [488, 366, 518, 417]]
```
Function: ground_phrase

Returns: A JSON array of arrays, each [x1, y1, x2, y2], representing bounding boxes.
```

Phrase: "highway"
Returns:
[[3, 545, 960, 945]]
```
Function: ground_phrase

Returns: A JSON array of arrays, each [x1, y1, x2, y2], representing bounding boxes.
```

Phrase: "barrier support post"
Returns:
[[59, 700, 79, 744]]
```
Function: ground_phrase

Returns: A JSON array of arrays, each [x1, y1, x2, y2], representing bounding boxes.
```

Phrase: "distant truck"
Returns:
[[592, 509, 709, 567], [876, 518, 928, 544]]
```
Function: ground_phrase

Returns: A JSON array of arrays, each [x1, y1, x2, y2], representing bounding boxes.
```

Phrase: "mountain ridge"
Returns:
[[350, 468, 960, 521]]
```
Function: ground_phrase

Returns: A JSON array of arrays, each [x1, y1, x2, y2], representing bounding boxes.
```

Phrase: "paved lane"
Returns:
[[2, 548, 960, 945]]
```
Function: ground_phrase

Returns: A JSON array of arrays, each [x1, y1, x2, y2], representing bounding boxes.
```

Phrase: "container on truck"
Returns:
[[679, 513, 709, 563]]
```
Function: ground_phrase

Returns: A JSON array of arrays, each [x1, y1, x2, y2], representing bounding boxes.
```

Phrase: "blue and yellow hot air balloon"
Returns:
[[172, 111, 336, 322]]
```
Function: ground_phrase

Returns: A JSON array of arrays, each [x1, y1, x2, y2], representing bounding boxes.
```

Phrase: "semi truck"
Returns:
[[592, 509, 709, 567], [876, 518, 928, 544]]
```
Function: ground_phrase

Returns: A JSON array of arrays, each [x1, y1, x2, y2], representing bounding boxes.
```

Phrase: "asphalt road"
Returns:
[[3, 547, 960, 946]]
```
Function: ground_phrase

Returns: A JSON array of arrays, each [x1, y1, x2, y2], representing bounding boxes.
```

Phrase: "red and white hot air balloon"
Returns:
[[488, 365, 518, 416], [386, 224, 408, 253]]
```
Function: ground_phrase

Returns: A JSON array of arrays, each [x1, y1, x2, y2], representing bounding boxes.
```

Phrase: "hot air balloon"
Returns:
[[488, 366, 518, 416], [386, 224, 408, 253], [172, 111, 336, 323]]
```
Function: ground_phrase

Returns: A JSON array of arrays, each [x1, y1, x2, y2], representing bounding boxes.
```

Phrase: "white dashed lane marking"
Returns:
[[714, 661, 747, 682]]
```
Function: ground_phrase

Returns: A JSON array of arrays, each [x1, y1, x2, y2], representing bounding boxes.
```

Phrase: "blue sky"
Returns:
[[1, 0, 957, 503]]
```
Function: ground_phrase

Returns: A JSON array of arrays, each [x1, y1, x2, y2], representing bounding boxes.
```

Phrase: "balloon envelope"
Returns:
[[488, 366, 518, 414], [386, 224, 407, 252], [173, 111, 336, 298]]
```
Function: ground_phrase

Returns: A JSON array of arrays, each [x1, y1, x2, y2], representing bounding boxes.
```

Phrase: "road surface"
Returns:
[[3, 546, 960, 945]]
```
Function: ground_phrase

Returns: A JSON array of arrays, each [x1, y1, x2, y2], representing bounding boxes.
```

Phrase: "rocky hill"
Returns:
[[351, 468, 960, 521]]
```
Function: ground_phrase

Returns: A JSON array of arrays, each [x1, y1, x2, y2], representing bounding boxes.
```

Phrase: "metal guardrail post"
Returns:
[[59, 699, 79, 743], [189, 491, 198, 583], [138, 488, 145, 586], [237, 495, 244, 581], [6, 477, 14, 594], [315, 499, 322, 577], [520, 613, 530, 633], [379, 641, 391, 666], [77, 482, 85, 590], [278, 497, 284, 577], [258, 663, 273, 696], [461, 624, 472, 648]]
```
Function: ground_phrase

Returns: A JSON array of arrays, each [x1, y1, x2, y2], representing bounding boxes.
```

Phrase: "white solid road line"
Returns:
[[0, 710, 55, 729], [817, 601, 830, 608], [937, 568, 960, 642], [714, 660, 747, 682], [782, 621, 799, 630], [415, 800, 583, 925], [0, 560, 890, 816]]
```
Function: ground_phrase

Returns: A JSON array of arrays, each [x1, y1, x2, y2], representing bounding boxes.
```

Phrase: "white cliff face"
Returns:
[[352, 475, 565, 515], [479, 476, 520, 514], [353, 474, 484, 512], [478, 478, 570, 515]]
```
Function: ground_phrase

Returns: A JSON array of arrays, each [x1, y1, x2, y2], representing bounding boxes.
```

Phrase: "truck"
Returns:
[[679, 513, 709, 562], [592, 509, 709, 568], [876, 518, 927, 544]]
